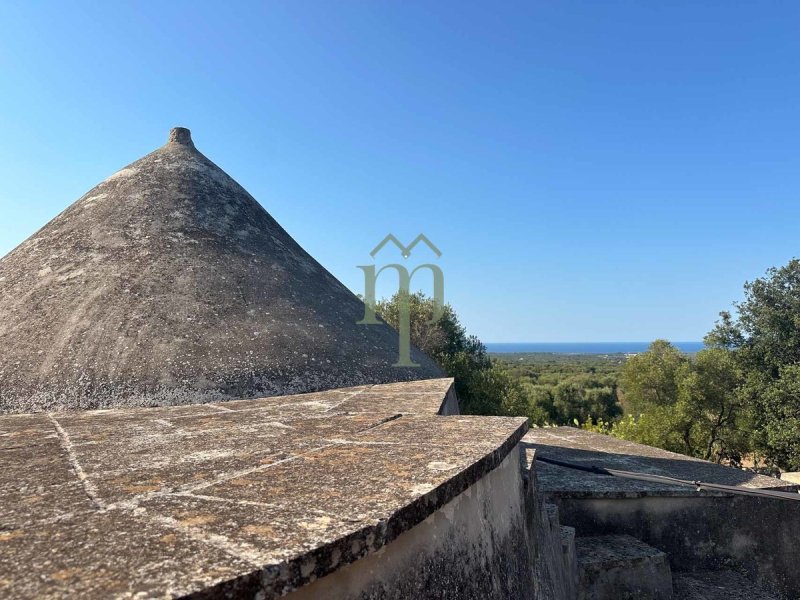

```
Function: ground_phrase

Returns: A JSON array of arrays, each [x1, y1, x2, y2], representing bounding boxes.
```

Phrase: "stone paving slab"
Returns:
[[576, 535, 668, 569], [218, 390, 366, 413], [333, 392, 451, 414], [576, 535, 672, 600], [0, 413, 58, 449], [672, 571, 780, 600], [0, 378, 529, 599], [523, 427, 797, 498], [0, 510, 258, 600], [354, 413, 531, 454], [0, 480, 96, 531]]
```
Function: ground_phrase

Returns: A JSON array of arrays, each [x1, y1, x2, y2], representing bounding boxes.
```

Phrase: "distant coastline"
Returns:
[[485, 341, 704, 354]]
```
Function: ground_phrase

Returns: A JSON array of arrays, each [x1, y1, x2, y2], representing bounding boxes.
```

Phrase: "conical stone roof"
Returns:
[[0, 128, 442, 413]]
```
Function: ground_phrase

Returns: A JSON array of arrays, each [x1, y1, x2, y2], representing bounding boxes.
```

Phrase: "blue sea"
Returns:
[[485, 342, 704, 354]]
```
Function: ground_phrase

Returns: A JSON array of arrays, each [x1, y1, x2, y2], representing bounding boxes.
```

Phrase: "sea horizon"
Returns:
[[485, 341, 705, 354]]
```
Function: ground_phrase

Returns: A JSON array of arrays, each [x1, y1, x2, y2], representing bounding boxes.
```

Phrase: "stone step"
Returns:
[[673, 571, 780, 600], [545, 502, 559, 528], [560, 525, 578, 591], [576, 535, 672, 600], [560, 525, 575, 552]]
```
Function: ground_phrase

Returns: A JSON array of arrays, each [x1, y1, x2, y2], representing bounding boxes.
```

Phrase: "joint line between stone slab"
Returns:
[[324, 385, 374, 412], [102, 442, 345, 510], [178, 443, 336, 495], [138, 509, 265, 568], [47, 413, 106, 510]]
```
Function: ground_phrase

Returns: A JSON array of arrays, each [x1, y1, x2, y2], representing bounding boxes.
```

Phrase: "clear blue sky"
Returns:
[[2, 2, 799, 343]]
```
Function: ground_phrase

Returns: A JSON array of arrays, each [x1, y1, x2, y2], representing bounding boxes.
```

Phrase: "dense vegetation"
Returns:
[[500, 353, 623, 425], [377, 258, 800, 474], [585, 342, 749, 466], [376, 292, 626, 425], [375, 292, 528, 417]]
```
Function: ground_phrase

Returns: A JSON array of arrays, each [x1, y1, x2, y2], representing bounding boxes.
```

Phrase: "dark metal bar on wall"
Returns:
[[535, 455, 800, 502]]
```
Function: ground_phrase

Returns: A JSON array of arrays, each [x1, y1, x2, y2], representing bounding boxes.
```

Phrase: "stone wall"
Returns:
[[553, 494, 800, 599], [285, 445, 578, 600], [438, 383, 460, 415], [285, 445, 534, 599], [524, 449, 578, 600]]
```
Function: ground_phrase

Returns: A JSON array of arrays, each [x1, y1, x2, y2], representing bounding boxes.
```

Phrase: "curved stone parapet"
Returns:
[[0, 378, 532, 599]]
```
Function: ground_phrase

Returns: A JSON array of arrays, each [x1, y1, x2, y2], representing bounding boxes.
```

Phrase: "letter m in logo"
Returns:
[[358, 234, 444, 367]]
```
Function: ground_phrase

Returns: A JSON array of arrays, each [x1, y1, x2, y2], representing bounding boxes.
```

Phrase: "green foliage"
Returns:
[[375, 292, 585, 421], [462, 363, 530, 416], [756, 366, 800, 471], [376, 257, 800, 473], [375, 292, 527, 417], [583, 412, 679, 450], [375, 292, 486, 366], [707, 259, 800, 374], [677, 348, 747, 463], [501, 352, 625, 382], [597, 260, 800, 468], [619, 339, 688, 413], [706, 259, 800, 470], [584, 342, 748, 463], [493, 353, 624, 426]]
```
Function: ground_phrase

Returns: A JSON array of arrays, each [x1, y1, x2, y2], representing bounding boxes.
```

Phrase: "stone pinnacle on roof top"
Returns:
[[0, 127, 442, 413], [167, 126, 194, 147]]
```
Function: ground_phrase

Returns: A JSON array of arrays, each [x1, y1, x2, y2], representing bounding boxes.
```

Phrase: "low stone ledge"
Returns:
[[523, 427, 798, 499]]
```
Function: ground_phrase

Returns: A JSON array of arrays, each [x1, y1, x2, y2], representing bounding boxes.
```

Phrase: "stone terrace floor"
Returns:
[[523, 426, 798, 498], [0, 377, 528, 599]]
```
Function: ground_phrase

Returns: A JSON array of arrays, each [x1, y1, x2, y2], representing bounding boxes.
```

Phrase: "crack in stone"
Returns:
[[175, 492, 281, 509], [354, 413, 403, 434], [47, 414, 105, 510]]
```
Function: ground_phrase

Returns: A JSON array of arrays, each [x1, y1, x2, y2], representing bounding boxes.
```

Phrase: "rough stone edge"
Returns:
[[523, 446, 580, 600], [436, 379, 460, 415], [280, 443, 535, 600], [183, 417, 530, 599]]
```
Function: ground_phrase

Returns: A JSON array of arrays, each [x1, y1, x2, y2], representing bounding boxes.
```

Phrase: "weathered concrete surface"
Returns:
[[0, 378, 529, 599], [284, 445, 535, 600], [673, 570, 780, 600], [525, 427, 798, 497], [576, 535, 672, 600], [523, 427, 800, 599], [0, 128, 442, 414]]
